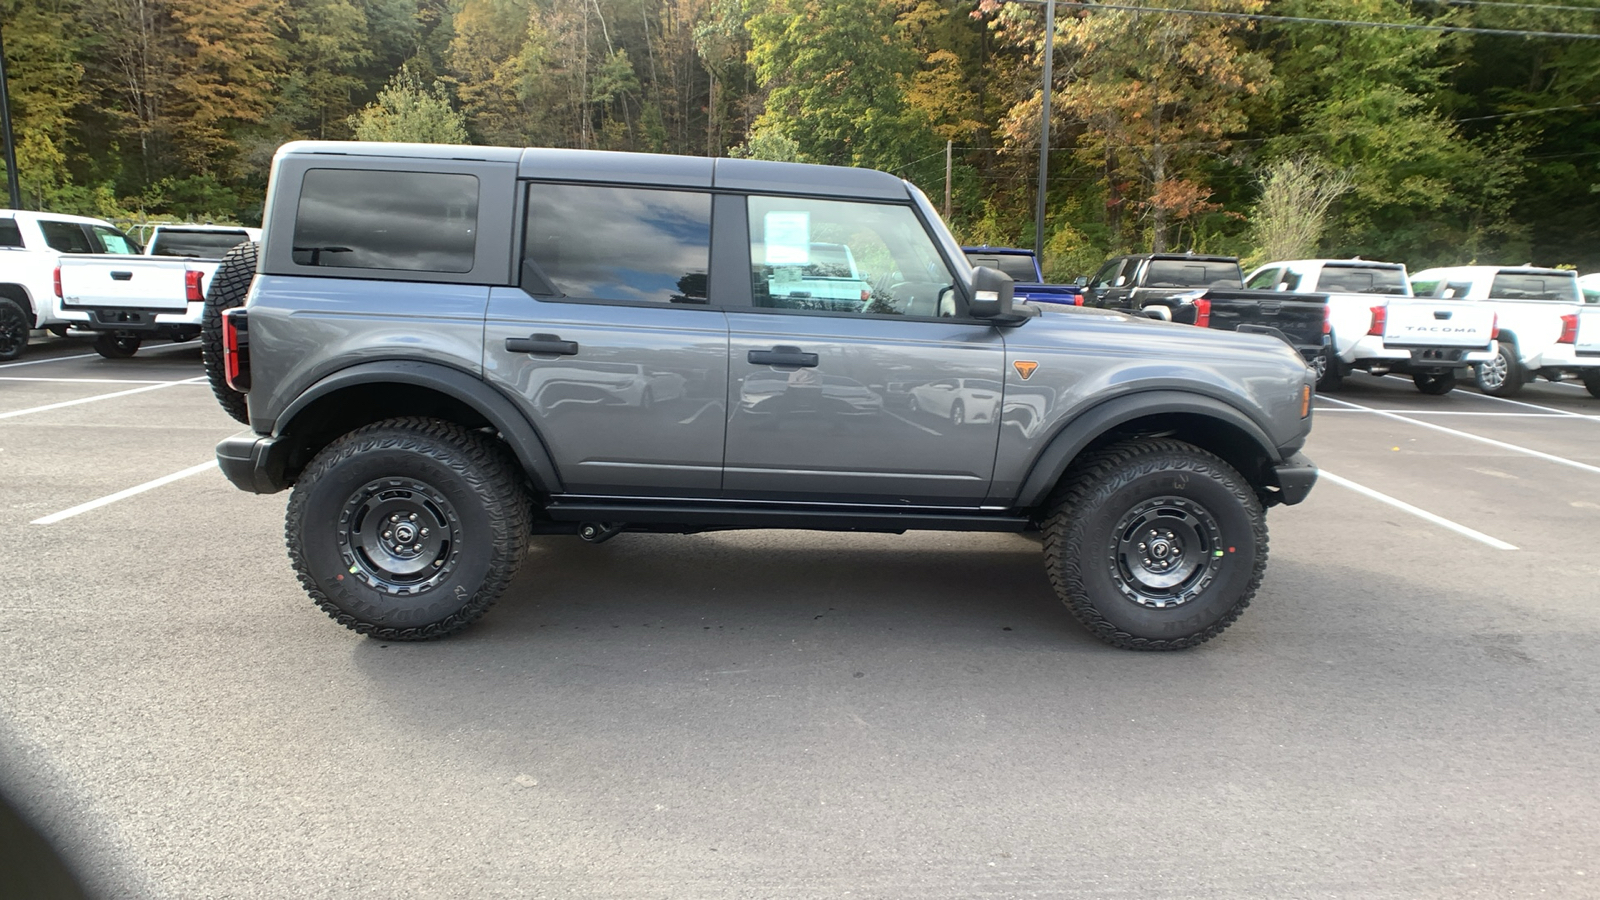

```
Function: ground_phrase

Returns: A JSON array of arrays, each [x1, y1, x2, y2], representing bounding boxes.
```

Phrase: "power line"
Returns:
[[1007, 0, 1600, 39]]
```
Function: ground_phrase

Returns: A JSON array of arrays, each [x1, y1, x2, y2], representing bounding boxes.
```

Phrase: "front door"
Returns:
[[484, 182, 729, 497], [722, 194, 1006, 505]]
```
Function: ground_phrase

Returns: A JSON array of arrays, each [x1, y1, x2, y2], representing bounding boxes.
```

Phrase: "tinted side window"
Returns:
[[0, 219, 22, 248], [1488, 273, 1580, 302], [38, 221, 94, 254], [523, 184, 711, 304], [1244, 267, 1279, 290], [1145, 260, 1242, 288], [293, 169, 478, 272], [152, 230, 251, 258], [89, 225, 139, 255]]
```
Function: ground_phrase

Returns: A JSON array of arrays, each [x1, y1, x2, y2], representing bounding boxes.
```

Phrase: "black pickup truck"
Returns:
[[1080, 253, 1328, 366]]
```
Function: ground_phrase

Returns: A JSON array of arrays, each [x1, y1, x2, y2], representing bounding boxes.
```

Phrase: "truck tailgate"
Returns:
[[58, 258, 190, 312], [1383, 299, 1495, 349], [1202, 290, 1327, 351], [1577, 306, 1600, 356]]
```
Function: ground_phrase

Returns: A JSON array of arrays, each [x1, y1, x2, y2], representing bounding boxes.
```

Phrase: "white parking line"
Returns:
[[1457, 388, 1600, 421], [0, 376, 206, 420], [1315, 408, 1571, 418], [1319, 470, 1518, 550], [31, 461, 219, 525], [0, 376, 188, 385], [0, 352, 100, 369], [1318, 395, 1600, 476]]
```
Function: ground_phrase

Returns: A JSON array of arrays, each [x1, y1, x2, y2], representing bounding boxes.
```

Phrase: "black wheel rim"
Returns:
[[0, 306, 25, 357], [1107, 495, 1226, 609], [338, 478, 461, 594]]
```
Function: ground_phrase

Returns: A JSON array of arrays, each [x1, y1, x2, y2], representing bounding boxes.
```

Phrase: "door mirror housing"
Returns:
[[968, 265, 1016, 319]]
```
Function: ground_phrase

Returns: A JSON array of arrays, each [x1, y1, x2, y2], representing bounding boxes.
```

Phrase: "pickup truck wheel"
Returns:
[[1043, 439, 1267, 650], [1412, 371, 1456, 395], [93, 333, 140, 359], [285, 418, 531, 641], [1314, 344, 1343, 392], [1475, 341, 1524, 397], [201, 241, 258, 424], [0, 298, 27, 361], [1584, 371, 1600, 399]]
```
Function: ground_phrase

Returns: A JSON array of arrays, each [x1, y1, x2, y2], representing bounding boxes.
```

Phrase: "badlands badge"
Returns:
[[1013, 360, 1039, 380]]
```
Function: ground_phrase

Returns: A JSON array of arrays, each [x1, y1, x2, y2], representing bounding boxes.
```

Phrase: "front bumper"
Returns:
[[216, 431, 290, 494], [1269, 452, 1317, 506]]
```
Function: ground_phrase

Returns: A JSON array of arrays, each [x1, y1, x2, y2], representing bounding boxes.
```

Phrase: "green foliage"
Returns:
[[728, 125, 805, 162], [1247, 155, 1355, 266], [349, 66, 470, 143]]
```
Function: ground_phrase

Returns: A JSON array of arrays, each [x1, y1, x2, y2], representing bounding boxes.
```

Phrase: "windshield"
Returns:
[[1488, 272, 1580, 302], [1319, 265, 1408, 295], [1143, 259, 1242, 289]]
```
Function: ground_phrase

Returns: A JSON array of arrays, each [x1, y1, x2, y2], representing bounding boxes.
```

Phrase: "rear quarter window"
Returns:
[[292, 169, 479, 273], [0, 218, 23, 248]]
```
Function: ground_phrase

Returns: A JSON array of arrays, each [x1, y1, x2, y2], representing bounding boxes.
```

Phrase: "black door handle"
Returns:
[[110, 271, 133, 281], [506, 333, 579, 356], [748, 346, 818, 368]]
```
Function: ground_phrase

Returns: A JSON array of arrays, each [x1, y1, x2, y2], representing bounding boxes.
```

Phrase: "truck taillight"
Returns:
[[1491, 313, 1499, 340], [222, 308, 250, 392], [1558, 313, 1577, 344], [53, 266, 62, 299], [186, 270, 205, 302], [1323, 304, 1332, 335], [1193, 297, 1211, 328], [1368, 305, 1386, 336]]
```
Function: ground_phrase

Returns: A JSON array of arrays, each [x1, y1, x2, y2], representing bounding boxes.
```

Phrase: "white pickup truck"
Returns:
[[1409, 266, 1600, 397], [1245, 259, 1497, 395], [54, 224, 259, 358], [0, 210, 145, 360]]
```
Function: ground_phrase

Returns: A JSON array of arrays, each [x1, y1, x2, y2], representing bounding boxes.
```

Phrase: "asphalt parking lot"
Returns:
[[3, 335, 1598, 899]]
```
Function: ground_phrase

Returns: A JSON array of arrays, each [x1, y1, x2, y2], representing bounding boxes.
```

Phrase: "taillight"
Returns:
[[1491, 313, 1499, 340], [1323, 304, 1332, 335], [53, 266, 62, 298], [1193, 297, 1212, 329], [185, 270, 204, 302], [1368, 305, 1386, 336], [222, 308, 250, 392], [1558, 313, 1577, 344]]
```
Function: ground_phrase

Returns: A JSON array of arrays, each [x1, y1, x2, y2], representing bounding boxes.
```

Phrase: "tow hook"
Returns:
[[578, 522, 625, 544]]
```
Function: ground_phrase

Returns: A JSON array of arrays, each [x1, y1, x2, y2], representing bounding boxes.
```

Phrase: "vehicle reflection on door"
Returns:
[[527, 360, 688, 413], [906, 377, 1002, 426], [737, 370, 884, 419]]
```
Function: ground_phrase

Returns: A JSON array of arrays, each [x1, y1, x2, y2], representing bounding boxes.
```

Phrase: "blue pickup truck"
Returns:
[[962, 246, 1083, 306]]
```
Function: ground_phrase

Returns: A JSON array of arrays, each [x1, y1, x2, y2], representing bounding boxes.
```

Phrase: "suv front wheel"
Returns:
[[286, 418, 531, 640], [1044, 439, 1267, 650]]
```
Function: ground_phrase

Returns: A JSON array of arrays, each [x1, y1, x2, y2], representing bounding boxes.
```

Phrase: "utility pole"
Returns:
[[943, 140, 952, 219], [1033, 0, 1055, 262], [0, 21, 22, 210]]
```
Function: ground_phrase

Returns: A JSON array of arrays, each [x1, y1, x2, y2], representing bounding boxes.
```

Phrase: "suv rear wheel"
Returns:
[[1043, 439, 1267, 650], [285, 418, 531, 640]]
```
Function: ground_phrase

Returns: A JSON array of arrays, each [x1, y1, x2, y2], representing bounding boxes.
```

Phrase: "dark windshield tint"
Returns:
[[1143, 260, 1242, 288], [293, 169, 478, 272], [152, 230, 252, 259], [1320, 265, 1408, 295], [966, 253, 1039, 282], [0, 219, 22, 248], [523, 184, 711, 304], [1488, 272, 1580, 302]]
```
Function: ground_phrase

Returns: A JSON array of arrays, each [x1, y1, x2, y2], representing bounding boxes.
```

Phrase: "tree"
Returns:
[[349, 65, 470, 143], [1247, 155, 1354, 264]]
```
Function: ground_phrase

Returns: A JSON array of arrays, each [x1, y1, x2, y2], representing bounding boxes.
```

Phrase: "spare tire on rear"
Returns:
[[202, 241, 258, 424]]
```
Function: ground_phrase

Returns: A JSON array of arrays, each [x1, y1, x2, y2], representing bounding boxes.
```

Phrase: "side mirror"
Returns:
[[1073, 275, 1088, 287], [969, 265, 1016, 319]]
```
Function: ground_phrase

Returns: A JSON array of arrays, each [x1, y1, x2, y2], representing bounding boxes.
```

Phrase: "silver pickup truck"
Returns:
[[207, 140, 1317, 651]]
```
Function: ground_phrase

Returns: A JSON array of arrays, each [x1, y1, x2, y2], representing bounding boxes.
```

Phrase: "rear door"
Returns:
[[721, 193, 1005, 505], [483, 181, 730, 497]]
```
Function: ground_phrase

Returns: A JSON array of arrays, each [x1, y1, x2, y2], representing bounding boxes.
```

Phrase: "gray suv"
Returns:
[[207, 141, 1317, 650]]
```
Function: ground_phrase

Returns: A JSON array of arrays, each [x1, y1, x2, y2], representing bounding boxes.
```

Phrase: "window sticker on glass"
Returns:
[[764, 211, 811, 265]]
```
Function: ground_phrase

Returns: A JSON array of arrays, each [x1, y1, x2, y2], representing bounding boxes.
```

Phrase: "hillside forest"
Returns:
[[3, 0, 1599, 276]]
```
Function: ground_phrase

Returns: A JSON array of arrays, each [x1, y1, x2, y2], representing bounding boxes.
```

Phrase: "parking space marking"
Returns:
[[1454, 388, 1600, 421], [31, 460, 219, 525], [1315, 407, 1571, 418], [1319, 470, 1518, 550], [0, 376, 207, 420], [1318, 395, 1600, 476], [0, 352, 101, 369], [0, 376, 185, 385]]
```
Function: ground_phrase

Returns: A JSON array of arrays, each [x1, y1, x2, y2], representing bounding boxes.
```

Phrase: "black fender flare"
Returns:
[[1013, 390, 1283, 508], [274, 359, 562, 493]]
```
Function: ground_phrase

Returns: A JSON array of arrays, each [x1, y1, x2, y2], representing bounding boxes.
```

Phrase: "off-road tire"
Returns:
[[0, 297, 27, 361], [1043, 439, 1267, 650], [285, 418, 531, 641], [201, 241, 257, 424], [1584, 371, 1600, 399], [1413, 371, 1456, 395], [93, 332, 140, 359], [1476, 340, 1524, 397]]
